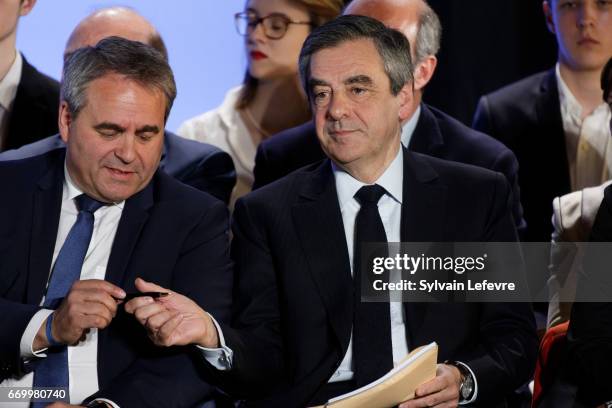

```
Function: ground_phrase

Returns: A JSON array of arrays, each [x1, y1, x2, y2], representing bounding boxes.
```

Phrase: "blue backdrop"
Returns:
[[16, 1, 246, 133]]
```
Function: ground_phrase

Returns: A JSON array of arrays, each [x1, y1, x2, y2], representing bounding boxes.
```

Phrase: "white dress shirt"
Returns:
[[401, 104, 420, 148], [556, 64, 612, 191], [331, 146, 407, 381], [0, 50, 22, 150], [0, 165, 123, 407], [325, 106, 420, 380]]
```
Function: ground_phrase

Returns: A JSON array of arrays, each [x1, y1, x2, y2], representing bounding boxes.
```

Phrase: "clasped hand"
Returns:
[[35, 280, 126, 349]]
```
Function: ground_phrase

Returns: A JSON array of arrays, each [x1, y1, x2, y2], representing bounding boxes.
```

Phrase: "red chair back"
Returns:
[[532, 321, 570, 407]]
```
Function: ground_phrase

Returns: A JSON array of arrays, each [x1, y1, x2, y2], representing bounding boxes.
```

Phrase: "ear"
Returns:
[[58, 101, 72, 144], [543, 1, 556, 34], [19, 0, 36, 17], [397, 82, 415, 122], [413, 55, 437, 92]]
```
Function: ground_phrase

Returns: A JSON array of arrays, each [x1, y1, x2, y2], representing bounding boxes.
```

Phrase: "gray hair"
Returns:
[[61, 36, 176, 121], [414, 2, 442, 63], [298, 15, 413, 99]]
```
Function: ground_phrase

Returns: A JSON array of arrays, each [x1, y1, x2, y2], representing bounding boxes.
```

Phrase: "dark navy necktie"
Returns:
[[352, 184, 393, 387], [32, 194, 105, 407]]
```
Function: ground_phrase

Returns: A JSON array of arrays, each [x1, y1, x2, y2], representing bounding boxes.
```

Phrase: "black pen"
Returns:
[[121, 292, 170, 301]]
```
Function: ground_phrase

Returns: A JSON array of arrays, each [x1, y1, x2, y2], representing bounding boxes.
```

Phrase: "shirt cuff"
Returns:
[[196, 313, 233, 370], [93, 398, 120, 408], [455, 361, 478, 405], [20, 309, 54, 358]]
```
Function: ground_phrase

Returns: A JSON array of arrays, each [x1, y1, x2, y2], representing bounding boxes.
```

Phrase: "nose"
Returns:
[[326, 92, 350, 122], [248, 20, 266, 44], [577, 2, 596, 29], [115, 135, 136, 164]]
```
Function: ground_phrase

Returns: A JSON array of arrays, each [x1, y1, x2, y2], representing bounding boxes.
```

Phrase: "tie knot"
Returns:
[[75, 194, 106, 214], [354, 184, 386, 205]]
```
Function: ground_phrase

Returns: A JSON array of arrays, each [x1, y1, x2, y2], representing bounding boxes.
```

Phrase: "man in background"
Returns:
[[0, 37, 232, 408], [0, 0, 59, 151], [473, 0, 612, 243]]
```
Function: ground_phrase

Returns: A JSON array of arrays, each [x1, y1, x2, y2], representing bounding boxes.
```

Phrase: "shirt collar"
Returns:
[[401, 104, 421, 147], [63, 161, 125, 209], [333, 146, 403, 211], [556, 63, 610, 121], [0, 51, 22, 111]]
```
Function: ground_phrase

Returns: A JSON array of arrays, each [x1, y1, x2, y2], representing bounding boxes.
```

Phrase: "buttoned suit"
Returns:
[[203, 148, 537, 407]]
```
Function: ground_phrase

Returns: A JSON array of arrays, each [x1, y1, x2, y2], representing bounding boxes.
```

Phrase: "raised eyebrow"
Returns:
[[136, 125, 161, 135], [94, 122, 125, 133], [345, 75, 374, 87]]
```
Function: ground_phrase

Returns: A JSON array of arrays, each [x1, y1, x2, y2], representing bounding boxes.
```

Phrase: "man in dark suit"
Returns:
[[473, 0, 612, 243], [0, 0, 59, 151], [0, 6, 236, 204], [126, 16, 537, 407], [253, 0, 525, 234], [0, 37, 232, 407]]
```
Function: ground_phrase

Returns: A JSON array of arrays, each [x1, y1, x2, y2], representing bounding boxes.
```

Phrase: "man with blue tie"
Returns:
[[0, 6, 236, 205], [0, 37, 232, 407]]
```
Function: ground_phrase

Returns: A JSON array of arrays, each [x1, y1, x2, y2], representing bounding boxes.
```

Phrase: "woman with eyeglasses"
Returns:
[[178, 0, 342, 207]]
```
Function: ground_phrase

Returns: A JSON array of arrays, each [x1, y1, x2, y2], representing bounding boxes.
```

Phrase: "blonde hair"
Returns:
[[236, 0, 344, 109]]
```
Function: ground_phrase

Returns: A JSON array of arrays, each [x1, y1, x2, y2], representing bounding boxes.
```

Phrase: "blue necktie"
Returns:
[[32, 194, 105, 407]]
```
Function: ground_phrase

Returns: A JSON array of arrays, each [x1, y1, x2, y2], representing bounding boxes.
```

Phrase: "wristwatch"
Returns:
[[446, 361, 475, 401]]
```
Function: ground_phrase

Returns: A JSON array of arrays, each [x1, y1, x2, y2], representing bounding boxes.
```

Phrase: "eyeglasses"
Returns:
[[234, 12, 313, 40]]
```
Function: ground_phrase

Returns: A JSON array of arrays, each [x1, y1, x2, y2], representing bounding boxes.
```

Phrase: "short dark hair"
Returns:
[[298, 14, 413, 99], [602, 57, 612, 102], [61, 36, 177, 122]]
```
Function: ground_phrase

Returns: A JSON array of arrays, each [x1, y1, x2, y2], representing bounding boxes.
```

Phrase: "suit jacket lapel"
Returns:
[[26, 153, 64, 304], [291, 161, 353, 355], [98, 176, 154, 383], [407, 104, 444, 156], [291, 152, 450, 352], [536, 70, 570, 192], [104, 179, 154, 288], [400, 149, 447, 349], [6, 57, 56, 149]]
